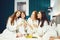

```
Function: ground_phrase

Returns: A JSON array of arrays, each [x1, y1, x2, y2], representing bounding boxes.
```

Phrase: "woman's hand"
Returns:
[[23, 23, 27, 27], [49, 37, 54, 40], [16, 33, 23, 38]]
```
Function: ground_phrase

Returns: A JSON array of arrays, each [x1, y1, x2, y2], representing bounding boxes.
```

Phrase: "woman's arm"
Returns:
[[43, 21, 50, 34], [6, 17, 16, 32]]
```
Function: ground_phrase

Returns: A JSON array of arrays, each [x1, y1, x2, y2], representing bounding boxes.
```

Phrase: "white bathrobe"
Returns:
[[39, 21, 57, 40], [17, 18, 27, 34], [35, 21, 50, 37], [0, 18, 18, 40], [27, 18, 38, 34]]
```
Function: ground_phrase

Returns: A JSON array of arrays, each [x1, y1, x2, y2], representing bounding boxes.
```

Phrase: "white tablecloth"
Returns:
[[16, 37, 42, 40]]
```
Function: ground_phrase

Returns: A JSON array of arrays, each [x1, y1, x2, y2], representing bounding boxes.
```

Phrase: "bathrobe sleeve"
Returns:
[[6, 17, 16, 32]]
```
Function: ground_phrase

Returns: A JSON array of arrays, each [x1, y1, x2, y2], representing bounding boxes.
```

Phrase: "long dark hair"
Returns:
[[38, 11, 49, 27]]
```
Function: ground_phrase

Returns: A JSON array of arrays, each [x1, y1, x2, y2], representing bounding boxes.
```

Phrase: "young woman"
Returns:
[[16, 11, 27, 38], [0, 10, 21, 40], [37, 11, 57, 40], [27, 11, 38, 35], [35, 11, 49, 38]]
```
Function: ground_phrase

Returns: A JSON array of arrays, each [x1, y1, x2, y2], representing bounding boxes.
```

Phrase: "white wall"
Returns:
[[52, 0, 60, 16], [50, 0, 55, 7], [50, 0, 60, 20]]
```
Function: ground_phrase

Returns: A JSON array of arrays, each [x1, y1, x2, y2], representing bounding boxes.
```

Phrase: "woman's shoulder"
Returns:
[[17, 18, 22, 22], [7, 16, 12, 21], [18, 18, 21, 20], [44, 20, 48, 23], [44, 20, 49, 26]]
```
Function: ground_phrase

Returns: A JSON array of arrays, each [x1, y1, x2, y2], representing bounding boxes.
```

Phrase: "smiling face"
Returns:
[[21, 11, 26, 19], [37, 11, 42, 20], [16, 11, 21, 18], [31, 11, 37, 20], [31, 12, 35, 18]]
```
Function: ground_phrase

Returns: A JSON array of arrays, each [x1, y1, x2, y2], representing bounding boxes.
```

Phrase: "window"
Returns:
[[14, 0, 29, 16]]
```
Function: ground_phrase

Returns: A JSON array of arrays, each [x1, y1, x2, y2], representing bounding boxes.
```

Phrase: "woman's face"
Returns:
[[21, 12, 25, 19], [37, 12, 42, 19], [31, 12, 36, 19], [16, 11, 21, 18]]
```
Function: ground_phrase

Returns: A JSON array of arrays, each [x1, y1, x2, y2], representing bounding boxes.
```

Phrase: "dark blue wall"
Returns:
[[0, 0, 14, 33], [29, 0, 50, 20]]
